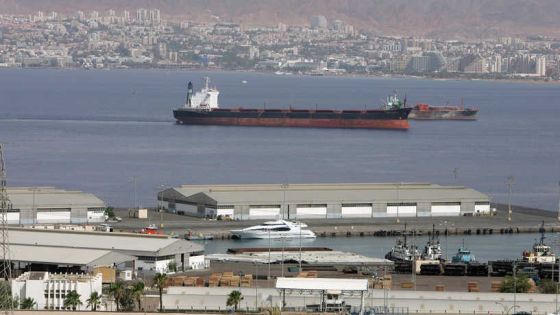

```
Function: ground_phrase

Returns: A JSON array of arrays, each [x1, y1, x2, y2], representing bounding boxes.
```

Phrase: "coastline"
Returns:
[[0, 66, 558, 86]]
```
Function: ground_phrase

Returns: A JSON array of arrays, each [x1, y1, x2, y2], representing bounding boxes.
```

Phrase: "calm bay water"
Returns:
[[195, 233, 560, 262], [0, 69, 559, 211]]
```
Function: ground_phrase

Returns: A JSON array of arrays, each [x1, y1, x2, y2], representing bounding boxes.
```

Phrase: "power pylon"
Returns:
[[0, 144, 13, 312]]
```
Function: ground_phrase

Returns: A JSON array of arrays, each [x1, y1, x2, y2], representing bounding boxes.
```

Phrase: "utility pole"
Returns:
[[396, 183, 400, 224], [557, 181, 560, 222], [507, 176, 515, 222], [0, 144, 14, 314]]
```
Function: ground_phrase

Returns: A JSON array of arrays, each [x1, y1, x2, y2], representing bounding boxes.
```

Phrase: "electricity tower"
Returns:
[[0, 144, 13, 312]]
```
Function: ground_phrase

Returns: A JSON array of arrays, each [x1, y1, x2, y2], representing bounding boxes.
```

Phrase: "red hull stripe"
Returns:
[[177, 117, 409, 130]]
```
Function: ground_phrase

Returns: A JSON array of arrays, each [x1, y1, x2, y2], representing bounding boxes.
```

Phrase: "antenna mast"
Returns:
[[0, 144, 13, 313]]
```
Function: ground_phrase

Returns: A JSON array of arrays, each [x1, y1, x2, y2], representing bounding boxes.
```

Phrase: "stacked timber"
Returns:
[[490, 281, 502, 292], [240, 275, 253, 287], [208, 273, 222, 287], [467, 281, 479, 292]]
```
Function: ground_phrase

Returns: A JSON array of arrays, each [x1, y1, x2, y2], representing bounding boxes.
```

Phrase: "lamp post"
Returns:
[[159, 184, 166, 228], [507, 176, 515, 222], [557, 181, 560, 222], [513, 262, 517, 314], [396, 183, 400, 224], [268, 228, 271, 281], [254, 262, 259, 311]]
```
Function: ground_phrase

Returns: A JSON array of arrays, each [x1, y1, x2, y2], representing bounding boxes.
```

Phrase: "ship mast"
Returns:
[[186, 81, 193, 108]]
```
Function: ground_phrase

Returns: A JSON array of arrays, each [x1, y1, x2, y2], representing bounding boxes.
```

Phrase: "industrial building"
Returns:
[[5, 187, 106, 225], [158, 183, 491, 220], [8, 228, 206, 273], [12, 272, 103, 311]]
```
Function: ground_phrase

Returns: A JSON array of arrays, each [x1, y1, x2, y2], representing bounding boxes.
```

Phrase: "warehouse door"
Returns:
[[295, 204, 327, 218], [2, 211, 20, 224], [249, 205, 281, 219], [341, 204, 372, 218], [217, 206, 234, 219], [36, 209, 71, 223], [386, 203, 417, 217], [431, 202, 461, 216], [474, 202, 491, 214]]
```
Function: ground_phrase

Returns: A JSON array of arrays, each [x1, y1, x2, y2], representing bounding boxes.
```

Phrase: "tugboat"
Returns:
[[385, 236, 420, 261], [522, 222, 556, 263], [451, 246, 476, 264], [421, 225, 443, 261]]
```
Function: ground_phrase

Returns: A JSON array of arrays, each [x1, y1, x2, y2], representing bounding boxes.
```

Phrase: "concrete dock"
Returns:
[[111, 203, 560, 238]]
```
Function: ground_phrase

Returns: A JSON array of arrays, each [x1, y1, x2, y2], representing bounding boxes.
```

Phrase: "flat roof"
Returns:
[[8, 228, 204, 257], [276, 277, 368, 291], [171, 183, 489, 204], [10, 244, 135, 267]]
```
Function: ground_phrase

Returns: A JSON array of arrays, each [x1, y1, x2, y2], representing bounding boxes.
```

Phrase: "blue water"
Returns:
[[0, 69, 559, 210]]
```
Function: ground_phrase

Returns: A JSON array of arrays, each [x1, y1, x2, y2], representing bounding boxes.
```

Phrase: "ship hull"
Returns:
[[409, 109, 478, 120], [174, 108, 411, 130]]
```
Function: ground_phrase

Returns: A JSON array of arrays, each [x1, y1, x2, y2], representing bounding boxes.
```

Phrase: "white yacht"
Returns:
[[230, 220, 316, 239]]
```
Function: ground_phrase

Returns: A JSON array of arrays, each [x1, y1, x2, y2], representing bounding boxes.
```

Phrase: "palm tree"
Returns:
[[108, 281, 125, 311], [131, 281, 145, 311], [63, 290, 82, 311], [153, 273, 168, 312], [86, 291, 101, 311], [20, 297, 36, 310], [226, 290, 244, 312]]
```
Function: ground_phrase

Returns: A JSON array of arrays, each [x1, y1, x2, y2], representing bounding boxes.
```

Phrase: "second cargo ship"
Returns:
[[173, 78, 412, 130]]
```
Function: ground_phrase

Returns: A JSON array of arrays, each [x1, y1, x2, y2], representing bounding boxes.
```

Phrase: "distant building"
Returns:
[[310, 15, 328, 29], [536, 55, 546, 76], [12, 272, 102, 311]]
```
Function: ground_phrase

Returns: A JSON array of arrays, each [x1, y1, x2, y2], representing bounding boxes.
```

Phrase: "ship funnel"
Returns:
[[186, 81, 193, 107]]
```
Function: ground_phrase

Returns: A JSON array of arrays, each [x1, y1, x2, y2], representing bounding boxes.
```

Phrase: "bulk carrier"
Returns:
[[173, 78, 412, 130]]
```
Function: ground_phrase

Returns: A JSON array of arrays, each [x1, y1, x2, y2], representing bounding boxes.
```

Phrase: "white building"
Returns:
[[12, 272, 102, 311], [9, 228, 205, 273], [536, 55, 546, 76]]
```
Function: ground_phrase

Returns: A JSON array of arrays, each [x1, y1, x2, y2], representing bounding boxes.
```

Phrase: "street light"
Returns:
[[158, 184, 167, 228], [396, 183, 400, 224], [507, 176, 515, 222], [557, 181, 560, 222]]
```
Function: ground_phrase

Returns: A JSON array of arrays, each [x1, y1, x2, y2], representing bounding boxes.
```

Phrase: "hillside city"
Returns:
[[0, 8, 559, 81]]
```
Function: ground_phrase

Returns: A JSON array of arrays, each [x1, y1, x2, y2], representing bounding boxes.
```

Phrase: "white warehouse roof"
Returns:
[[7, 187, 105, 209], [9, 244, 135, 267], [276, 277, 368, 291], [169, 183, 489, 204], [7, 228, 204, 257]]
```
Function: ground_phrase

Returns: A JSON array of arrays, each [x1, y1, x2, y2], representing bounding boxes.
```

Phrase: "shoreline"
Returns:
[[0, 66, 558, 86]]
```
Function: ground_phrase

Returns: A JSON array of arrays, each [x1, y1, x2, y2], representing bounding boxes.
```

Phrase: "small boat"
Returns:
[[185, 231, 215, 240], [230, 220, 316, 239], [141, 224, 160, 235], [522, 221, 555, 263]]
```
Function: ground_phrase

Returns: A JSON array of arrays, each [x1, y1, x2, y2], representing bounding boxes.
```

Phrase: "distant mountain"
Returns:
[[1, 0, 559, 38]]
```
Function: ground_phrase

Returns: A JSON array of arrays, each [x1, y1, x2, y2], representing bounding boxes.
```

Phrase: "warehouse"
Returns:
[[8, 228, 206, 273], [158, 183, 491, 220], [5, 187, 106, 225]]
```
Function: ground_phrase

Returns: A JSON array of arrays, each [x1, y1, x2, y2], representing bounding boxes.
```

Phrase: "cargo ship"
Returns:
[[409, 102, 478, 120], [173, 78, 412, 130]]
